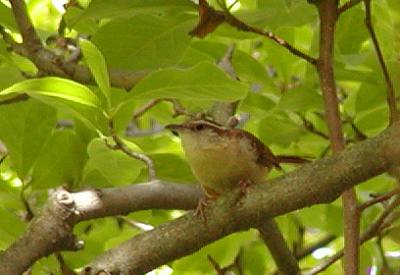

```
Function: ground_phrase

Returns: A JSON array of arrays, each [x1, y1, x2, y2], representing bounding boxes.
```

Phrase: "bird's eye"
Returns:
[[195, 124, 205, 131]]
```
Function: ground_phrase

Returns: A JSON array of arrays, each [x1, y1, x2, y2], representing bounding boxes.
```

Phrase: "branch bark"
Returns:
[[259, 220, 300, 275], [81, 122, 400, 274], [316, 1, 360, 273], [6, 0, 149, 90], [0, 181, 202, 275]]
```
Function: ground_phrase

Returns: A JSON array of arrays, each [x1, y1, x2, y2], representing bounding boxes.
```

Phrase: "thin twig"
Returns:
[[201, 0, 316, 65], [20, 182, 34, 221], [338, 0, 362, 14], [306, 196, 400, 275], [0, 94, 30, 105], [133, 99, 163, 119], [358, 187, 400, 211], [108, 120, 156, 180], [376, 234, 392, 274], [55, 252, 76, 275], [298, 114, 329, 140], [295, 234, 336, 260], [222, 12, 317, 65], [133, 98, 188, 120], [363, 0, 399, 124], [8, 0, 42, 53]]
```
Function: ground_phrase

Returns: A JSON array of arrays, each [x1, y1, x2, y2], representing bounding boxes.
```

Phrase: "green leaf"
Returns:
[[31, 130, 87, 189], [128, 62, 248, 101], [82, 138, 144, 186], [0, 100, 56, 178], [80, 39, 111, 110], [188, 41, 277, 92], [1, 77, 101, 108], [0, 66, 24, 90], [172, 231, 254, 274], [80, 0, 196, 21], [278, 84, 323, 112], [92, 13, 196, 71], [0, 77, 105, 129], [0, 206, 26, 239], [258, 114, 304, 146], [0, 2, 17, 30], [336, 6, 369, 54]]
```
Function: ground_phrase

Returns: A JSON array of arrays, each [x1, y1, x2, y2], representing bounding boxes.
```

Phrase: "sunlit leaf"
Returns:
[[80, 39, 111, 109]]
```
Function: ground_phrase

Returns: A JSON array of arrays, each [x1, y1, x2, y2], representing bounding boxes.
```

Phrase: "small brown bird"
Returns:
[[166, 120, 308, 201]]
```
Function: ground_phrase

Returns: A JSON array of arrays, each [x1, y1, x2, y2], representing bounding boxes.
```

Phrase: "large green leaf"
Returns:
[[31, 130, 87, 189], [0, 100, 56, 178], [79, 0, 195, 21], [258, 114, 304, 146], [188, 41, 277, 92], [0, 2, 17, 30], [0, 206, 26, 239], [92, 13, 196, 71], [80, 39, 111, 108], [278, 83, 323, 112], [0, 77, 101, 108], [82, 138, 144, 186], [0, 77, 105, 129], [127, 62, 248, 101]]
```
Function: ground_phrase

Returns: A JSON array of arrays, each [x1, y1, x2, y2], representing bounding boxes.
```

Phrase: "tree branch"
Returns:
[[222, 11, 317, 65], [305, 195, 400, 275], [6, 0, 148, 90], [363, 0, 399, 124], [0, 181, 203, 275], [81, 123, 400, 274], [108, 120, 156, 180], [189, 0, 317, 65], [338, 0, 362, 14], [259, 220, 300, 275], [316, 1, 360, 273]]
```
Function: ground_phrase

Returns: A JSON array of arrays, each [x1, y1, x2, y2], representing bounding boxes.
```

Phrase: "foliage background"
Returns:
[[0, 0, 399, 274]]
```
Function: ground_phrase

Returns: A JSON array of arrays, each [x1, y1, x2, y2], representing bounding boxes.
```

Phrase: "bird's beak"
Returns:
[[165, 124, 184, 136]]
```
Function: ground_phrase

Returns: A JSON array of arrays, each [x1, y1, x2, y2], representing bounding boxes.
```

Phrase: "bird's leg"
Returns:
[[238, 179, 252, 197], [194, 188, 220, 220]]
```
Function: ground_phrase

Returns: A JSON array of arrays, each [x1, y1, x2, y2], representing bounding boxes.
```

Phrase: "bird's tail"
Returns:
[[276, 155, 311, 164]]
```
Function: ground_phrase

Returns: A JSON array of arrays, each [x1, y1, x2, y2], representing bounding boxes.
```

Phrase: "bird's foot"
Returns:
[[194, 189, 220, 222]]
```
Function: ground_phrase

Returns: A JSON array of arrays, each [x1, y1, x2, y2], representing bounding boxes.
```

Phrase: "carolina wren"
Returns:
[[166, 120, 307, 196]]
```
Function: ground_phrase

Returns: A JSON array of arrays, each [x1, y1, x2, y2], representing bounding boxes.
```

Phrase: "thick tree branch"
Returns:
[[1, 123, 399, 275], [82, 122, 400, 274], [6, 0, 148, 90], [316, 1, 360, 273], [0, 181, 202, 275], [363, 0, 399, 124], [9, 0, 42, 53]]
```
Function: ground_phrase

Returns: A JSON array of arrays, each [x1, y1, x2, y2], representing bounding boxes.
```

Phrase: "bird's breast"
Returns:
[[181, 135, 267, 194]]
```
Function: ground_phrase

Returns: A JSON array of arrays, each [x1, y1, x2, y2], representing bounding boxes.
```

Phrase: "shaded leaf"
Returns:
[[31, 130, 87, 189], [128, 62, 248, 102], [92, 13, 196, 71], [82, 138, 144, 186], [0, 100, 56, 178]]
